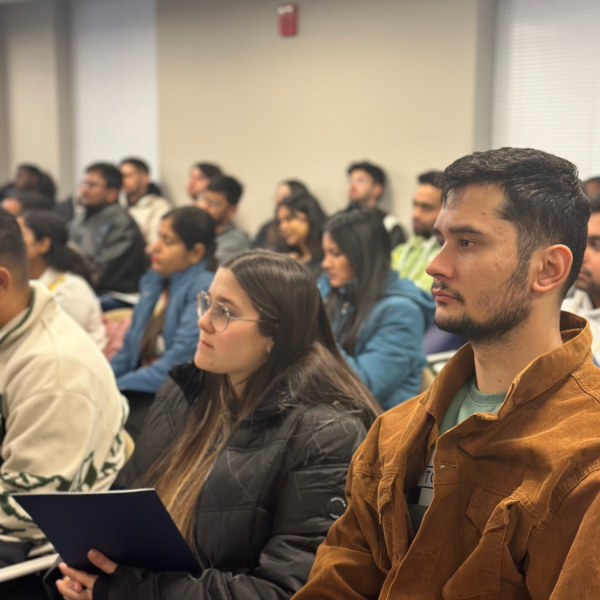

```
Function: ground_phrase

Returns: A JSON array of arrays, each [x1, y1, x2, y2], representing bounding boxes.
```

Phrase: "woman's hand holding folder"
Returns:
[[56, 549, 117, 599]]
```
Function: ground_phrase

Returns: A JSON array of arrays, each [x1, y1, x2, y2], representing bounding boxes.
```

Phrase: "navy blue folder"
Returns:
[[13, 489, 201, 576]]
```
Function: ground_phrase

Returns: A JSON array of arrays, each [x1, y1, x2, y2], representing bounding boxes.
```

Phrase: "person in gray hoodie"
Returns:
[[319, 209, 435, 410]]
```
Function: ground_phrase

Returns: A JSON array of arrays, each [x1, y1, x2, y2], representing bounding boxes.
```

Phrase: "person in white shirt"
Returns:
[[0, 208, 127, 573], [562, 195, 600, 362], [17, 210, 107, 350], [119, 157, 171, 248]]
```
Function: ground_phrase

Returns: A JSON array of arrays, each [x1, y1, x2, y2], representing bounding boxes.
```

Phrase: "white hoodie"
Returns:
[[0, 282, 128, 546]]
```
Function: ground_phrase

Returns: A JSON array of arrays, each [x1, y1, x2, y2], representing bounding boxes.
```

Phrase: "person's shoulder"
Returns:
[[288, 403, 370, 464], [59, 272, 97, 300]]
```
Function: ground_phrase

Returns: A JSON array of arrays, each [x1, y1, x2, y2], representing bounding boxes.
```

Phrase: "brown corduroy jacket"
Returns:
[[296, 313, 600, 600]]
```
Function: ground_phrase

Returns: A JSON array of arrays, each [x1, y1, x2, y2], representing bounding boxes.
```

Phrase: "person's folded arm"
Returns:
[[0, 385, 101, 547]]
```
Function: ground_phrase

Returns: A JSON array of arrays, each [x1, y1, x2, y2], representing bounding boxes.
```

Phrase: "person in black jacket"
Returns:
[[55, 249, 381, 600], [69, 163, 147, 300]]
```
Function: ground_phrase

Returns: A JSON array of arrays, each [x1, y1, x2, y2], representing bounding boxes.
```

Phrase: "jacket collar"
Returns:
[[420, 312, 594, 423], [0, 282, 54, 348], [169, 362, 292, 424]]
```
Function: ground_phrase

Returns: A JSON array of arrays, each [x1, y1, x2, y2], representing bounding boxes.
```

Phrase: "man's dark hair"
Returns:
[[86, 162, 123, 190], [9, 190, 55, 212], [418, 170, 443, 189], [347, 161, 386, 189], [120, 157, 150, 175], [195, 163, 222, 180], [207, 175, 243, 206], [438, 147, 590, 295], [0, 208, 29, 285]]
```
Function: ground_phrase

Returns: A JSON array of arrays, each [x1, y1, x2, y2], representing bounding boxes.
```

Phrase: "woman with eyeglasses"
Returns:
[[276, 193, 327, 279], [109, 206, 215, 439], [320, 208, 436, 410], [54, 250, 380, 600]]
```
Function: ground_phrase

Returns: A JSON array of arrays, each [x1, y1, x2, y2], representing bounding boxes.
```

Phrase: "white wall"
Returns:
[[157, 0, 495, 235], [0, 0, 72, 195], [71, 0, 159, 183]]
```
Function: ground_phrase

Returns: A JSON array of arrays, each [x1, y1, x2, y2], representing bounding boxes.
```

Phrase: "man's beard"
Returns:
[[575, 267, 600, 299], [434, 260, 531, 346]]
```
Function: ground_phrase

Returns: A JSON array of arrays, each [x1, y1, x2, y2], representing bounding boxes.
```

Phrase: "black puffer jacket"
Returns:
[[94, 363, 370, 600]]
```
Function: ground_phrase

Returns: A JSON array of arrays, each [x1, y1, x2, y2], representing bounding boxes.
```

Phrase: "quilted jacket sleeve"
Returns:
[[93, 409, 367, 600]]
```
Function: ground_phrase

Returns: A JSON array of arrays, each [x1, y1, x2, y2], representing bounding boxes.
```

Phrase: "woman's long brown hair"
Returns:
[[146, 250, 381, 548]]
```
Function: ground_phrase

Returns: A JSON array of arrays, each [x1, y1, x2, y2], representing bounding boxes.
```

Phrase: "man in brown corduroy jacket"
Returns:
[[295, 148, 600, 600]]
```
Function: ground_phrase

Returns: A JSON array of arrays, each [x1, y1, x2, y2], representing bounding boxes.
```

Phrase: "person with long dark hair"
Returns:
[[110, 206, 216, 438], [17, 211, 107, 349], [320, 208, 435, 410], [55, 250, 380, 600], [277, 192, 327, 278], [253, 179, 309, 249]]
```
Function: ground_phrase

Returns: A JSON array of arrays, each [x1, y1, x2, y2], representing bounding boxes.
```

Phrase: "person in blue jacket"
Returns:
[[319, 208, 435, 410], [110, 206, 215, 437]]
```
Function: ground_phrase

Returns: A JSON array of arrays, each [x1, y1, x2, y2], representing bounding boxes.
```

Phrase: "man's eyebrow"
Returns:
[[588, 235, 600, 242], [445, 225, 486, 236]]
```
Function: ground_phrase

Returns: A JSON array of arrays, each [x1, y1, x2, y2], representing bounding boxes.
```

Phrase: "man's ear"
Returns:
[[0, 267, 12, 301], [106, 188, 119, 204], [531, 245, 572, 294], [227, 204, 238, 219], [373, 183, 383, 201]]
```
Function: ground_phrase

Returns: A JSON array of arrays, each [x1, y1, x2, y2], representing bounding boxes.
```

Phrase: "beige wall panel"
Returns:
[[157, 0, 485, 236], [3, 0, 72, 196]]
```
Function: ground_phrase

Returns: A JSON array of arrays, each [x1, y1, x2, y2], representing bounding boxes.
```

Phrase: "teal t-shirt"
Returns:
[[406, 376, 506, 534]]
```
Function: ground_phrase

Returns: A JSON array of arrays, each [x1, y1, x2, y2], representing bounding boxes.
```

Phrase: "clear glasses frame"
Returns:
[[197, 291, 269, 333]]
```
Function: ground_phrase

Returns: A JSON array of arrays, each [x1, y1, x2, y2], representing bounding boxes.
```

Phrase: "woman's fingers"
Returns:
[[88, 549, 118, 574], [58, 562, 98, 589], [56, 577, 92, 599]]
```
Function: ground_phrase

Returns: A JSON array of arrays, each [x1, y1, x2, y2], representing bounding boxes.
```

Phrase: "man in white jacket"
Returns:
[[119, 157, 171, 247], [562, 195, 600, 363], [0, 208, 128, 567]]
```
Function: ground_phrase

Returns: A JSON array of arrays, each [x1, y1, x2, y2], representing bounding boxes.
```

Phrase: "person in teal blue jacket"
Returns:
[[110, 207, 215, 397], [319, 208, 435, 410]]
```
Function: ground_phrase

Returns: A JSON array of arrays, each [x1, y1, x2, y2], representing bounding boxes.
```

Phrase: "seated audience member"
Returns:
[[110, 207, 215, 438], [391, 170, 443, 291], [0, 209, 127, 569], [18, 211, 107, 350], [584, 175, 600, 197], [70, 163, 147, 299], [319, 209, 435, 410], [277, 192, 327, 278], [1, 189, 55, 215], [0, 163, 55, 204], [562, 195, 600, 362], [347, 161, 406, 248], [254, 179, 309, 249], [195, 175, 250, 264], [120, 157, 171, 247], [186, 162, 222, 200], [295, 148, 600, 599], [56, 250, 380, 600]]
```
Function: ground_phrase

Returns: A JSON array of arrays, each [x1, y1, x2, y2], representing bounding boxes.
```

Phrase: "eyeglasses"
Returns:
[[197, 291, 271, 332]]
